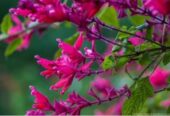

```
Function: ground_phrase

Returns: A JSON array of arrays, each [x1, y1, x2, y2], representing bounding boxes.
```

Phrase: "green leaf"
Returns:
[[1, 14, 13, 34], [129, 15, 146, 26], [54, 33, 79, 58], [138, 53, 151, 65], [139, 43, 159, 51], [145, 26, 153, 40], [163, 52, 170, 65], [102, 56, 114, 70], [112, 46, 122, 53], [116, 26, 137, 40], [97, 6, 119, 27], [5, 38, 23, 57], [123, 78, 154, 115], [114, 57, 129, 68]]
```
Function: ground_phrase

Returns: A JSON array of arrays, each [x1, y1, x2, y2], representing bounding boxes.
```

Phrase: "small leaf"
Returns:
[[115, 57, 129, 68], [54, 32, 79, 58], [1, 14, 13, 34], [5, 38, 23, 57], [145, 26, 153, 40], [138, 53, 151, 65], [129, 15, 146, 26], [163, 52, 170, 65], [102, 56, 114, 70], [123, 78, 154, 115], [97, 6, 119, 27], [117, 26, 137, 40]]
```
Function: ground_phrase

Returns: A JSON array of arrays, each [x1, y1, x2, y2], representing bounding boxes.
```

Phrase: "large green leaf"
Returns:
[[97, 6, 119, 27], [5, 38, 23, 57], [123, 77, 154, 115], [1, 14, 13, 34]]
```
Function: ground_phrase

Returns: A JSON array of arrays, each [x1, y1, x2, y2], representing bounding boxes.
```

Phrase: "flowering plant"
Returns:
[[1, 0, 170, 115]]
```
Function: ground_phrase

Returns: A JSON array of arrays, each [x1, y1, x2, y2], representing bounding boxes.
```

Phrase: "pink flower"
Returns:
[[26, 109, 45, 116], [35, 33, 95, 94], [67, 91, 90, 105], [144, 0, 170, 15], [27, 86, 71, 115], [149, 67, 170, 90], [95, 98, 124, 115], [57, 35, 85, 64], [128, 32, 144, 46], [29, 86, 54, 111], [35, 54, 76, 94], [10, 0, 69, 23], [5, 15, 33, 50], [91, 76, 116, 96], [69, 0, 103, 26], [110, 0, 138, 18], [53, 101, 69, 115], [160, 98, 170, 108]]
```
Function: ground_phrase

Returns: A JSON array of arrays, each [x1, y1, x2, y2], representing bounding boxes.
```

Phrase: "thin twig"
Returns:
[[116, 47, 170, 58], [95, 18, 163, 47], [0, 23, 48, 41]]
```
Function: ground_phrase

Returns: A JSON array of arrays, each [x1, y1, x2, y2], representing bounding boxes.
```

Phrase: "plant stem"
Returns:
[[95, 18, 163, 47], [116, 47, 170, 58], [0, 23, 48, 41]]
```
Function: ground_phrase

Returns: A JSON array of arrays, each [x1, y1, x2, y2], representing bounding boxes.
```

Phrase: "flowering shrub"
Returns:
[[1, 0, 170, 115]]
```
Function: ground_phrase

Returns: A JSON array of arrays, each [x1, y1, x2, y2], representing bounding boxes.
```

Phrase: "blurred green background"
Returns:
[[0, 1, 169, 115]]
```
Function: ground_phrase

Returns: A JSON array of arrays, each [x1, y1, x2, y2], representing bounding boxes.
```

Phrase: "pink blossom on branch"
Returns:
[[35, 33, 96, 94], [160, 98, 170, 108], [128, 32, 145, 46], [26, 85, 129, 115], [149, 67, 170, 90], [26, 109, 45, 115], [95, 98, 125, 115], [144, 0, 170, 15], [5, 15, 33, 50], [10, 0, 69, 23], [29, 86, 54, 111]]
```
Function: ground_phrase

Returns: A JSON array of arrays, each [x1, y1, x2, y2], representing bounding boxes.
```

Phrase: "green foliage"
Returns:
[[138, 53, 151, 65], [5, 38, 22, 57], [139, 43, 159, 51], [115, 57, 129, 68], [145, 26, 153, 40], [163, 52, 170, 65], [116, 26, 137, 40], [1, 14, 13, 34], [112, 46, 122, 53], [129, 15, 146, 26], [102, 56, 114, 70], [97, 6, 119, 27], [123, 77, 154, 115], [54, 32, 79, 58]]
